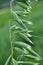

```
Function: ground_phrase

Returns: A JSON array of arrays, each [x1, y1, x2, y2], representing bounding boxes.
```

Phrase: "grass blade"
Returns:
[[17, 61, 34, 64], [19, 33, 33, 44], [24, 55, 40, 60]]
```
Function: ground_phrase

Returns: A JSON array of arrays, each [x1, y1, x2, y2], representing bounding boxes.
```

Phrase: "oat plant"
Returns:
[[5, 0, 41, 65]]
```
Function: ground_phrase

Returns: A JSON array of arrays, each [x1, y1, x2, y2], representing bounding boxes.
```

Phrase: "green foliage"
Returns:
[[0, 1, 43, 65], [4, 0, 41, 65]]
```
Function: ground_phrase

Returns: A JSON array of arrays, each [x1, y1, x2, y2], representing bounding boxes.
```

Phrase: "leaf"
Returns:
[[24, 55, 40, 60], [15, 11, 28, 16], [12, 10, 29, 30], [13, 29, 33, 34], [15, 0, 28, 4], [22, 19, 33, 25], [14, 47, 25, 54], [11, 10, 22, 23], [5, 55, 12, 65], [11, 10, 25, 27], [13, 42, 40, 57], [16, 1, 28, 9], [14, 41, 31, 50], [17, 61, 34, 64], [27, 33, 32, 37], [27, 49, 41, 59], [14, 47, 28, 54], [19, 33, 33, 44], [10, 25, 20, 30], [14, 41, 40, 58]]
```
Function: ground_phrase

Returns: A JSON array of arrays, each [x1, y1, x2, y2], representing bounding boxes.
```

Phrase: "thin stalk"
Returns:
[[10, 0, 14, 64], [10, 28, 13, 56]]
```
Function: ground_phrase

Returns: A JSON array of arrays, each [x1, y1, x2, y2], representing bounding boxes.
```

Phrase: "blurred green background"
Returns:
[[0, 0, 43, 65]]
